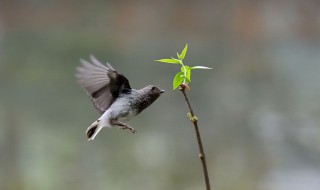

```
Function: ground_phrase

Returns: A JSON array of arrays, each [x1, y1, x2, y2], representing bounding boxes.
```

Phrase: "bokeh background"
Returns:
[[1, 1, 320, 190]]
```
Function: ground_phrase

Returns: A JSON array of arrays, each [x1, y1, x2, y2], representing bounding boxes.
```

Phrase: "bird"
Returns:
[[75, 55, 164, 141]]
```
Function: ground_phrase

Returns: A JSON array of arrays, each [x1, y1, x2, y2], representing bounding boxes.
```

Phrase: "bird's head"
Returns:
[[140, 85, 165, 102]]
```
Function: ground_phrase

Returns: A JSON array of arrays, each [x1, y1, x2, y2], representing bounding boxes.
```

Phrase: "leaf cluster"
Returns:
[[155, 44, 212, 89]]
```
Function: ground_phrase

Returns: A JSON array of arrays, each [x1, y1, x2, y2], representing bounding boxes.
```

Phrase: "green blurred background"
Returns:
[[1, 1, 320, 190]]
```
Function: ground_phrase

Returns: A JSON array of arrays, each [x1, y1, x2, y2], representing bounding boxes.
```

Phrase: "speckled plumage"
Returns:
[[76, 56, 164, 140]]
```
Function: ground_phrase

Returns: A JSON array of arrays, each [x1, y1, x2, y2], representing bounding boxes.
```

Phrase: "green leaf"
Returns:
[[173, 71, 185, 89], [180, 65, 189, 72], [181, 66, 191, 82], [191, 66, 212, 70], [186, 69, 191, 81], [179, 44, 188, 60], [155, 59, 180, 64], [177, 52, 181, 59]]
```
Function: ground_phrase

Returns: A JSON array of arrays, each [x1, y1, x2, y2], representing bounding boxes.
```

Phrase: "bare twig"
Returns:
[[179, 84, 211, 190]]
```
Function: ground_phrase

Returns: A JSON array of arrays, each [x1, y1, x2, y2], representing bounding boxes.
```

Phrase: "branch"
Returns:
[[179, 84, 211, 190]]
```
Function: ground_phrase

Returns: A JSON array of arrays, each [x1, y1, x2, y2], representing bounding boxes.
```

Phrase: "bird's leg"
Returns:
[[111, 120, 136, 134]]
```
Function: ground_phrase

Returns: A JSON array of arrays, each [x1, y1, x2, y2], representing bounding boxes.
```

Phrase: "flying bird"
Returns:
[[75, 56, 164, 141]]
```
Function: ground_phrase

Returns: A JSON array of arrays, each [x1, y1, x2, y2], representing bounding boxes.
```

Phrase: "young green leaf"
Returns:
[[177, 52, 181, 60], [173, 71, 185, 89], [181, 66, 191, 82], [179, 44, 188, 60], [191, 66, 212, 70], [180, 65, 189, 72], [186, 69, 191, 81], [155, 58, 180, 64]]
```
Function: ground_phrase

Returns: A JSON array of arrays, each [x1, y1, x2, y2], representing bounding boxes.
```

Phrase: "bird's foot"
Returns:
[[112, 120, 137, 134], [118, 125, 136, 134]]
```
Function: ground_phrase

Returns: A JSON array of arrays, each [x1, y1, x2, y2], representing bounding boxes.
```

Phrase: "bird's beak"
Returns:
[[160, 90, 165, 94]]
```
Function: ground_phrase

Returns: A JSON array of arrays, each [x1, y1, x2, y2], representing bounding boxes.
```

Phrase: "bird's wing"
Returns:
[[75, 55, 131, 114]]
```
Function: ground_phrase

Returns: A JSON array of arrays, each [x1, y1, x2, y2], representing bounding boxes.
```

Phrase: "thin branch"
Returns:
[[179, 84, 211, 190]]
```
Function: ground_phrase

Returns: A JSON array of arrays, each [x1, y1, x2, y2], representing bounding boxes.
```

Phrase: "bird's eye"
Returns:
[[151, 86, 156, 91]]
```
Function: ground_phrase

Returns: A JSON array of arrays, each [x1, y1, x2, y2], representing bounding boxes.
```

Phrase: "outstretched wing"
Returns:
[[75, 55, 131, 114]]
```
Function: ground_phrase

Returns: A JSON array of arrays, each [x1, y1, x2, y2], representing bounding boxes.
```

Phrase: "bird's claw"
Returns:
[[118, 125, 136, 134]]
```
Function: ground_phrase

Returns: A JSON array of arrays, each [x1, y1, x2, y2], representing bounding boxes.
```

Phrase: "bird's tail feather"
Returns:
[[86, 120, 103, 141]]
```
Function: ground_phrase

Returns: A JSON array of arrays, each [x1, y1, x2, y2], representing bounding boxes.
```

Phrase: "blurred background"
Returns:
[[0, 0, 320, 190]]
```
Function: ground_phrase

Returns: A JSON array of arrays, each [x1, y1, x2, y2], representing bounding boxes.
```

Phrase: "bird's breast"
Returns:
[[108, 96, 137, 121]]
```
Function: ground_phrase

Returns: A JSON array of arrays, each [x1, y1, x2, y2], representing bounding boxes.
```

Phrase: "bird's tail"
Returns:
[[86, 120, 103, 141]]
